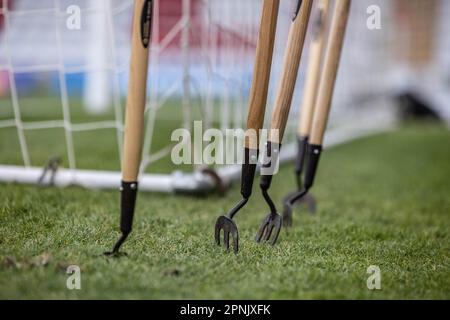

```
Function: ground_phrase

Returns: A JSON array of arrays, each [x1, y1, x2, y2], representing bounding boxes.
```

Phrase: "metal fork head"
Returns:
[[257, 173, 282, 246], [282, 191, 316, 227], [215, 215, 239, 253], [255, 212, 282, 245]]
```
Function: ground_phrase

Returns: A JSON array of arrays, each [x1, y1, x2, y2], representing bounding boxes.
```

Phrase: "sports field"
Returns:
[[0, 123, 449, 299]]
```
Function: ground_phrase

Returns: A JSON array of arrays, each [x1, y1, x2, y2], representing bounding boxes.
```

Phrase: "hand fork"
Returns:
[[283, 0, 353, 224], [215, 0, 280, 253], [282, 0, 331, 227], [255, 0, 314, 245]]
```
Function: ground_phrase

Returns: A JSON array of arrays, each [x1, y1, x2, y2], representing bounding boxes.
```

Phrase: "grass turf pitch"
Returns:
[[0, 123, 449, 299]]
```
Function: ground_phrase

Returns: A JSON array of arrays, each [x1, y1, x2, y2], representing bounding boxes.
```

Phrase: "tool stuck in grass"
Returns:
[[37, 156, 61, 186], [282, 0, 330, 227], [283, 0, 352, 223], [104, 0, 153, 256], [215, 0, 280, 253], [255, 0, 313, 245]]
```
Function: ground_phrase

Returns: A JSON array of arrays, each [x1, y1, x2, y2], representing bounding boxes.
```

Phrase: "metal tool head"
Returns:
[[255, 212, 282, 245], [282, 188, 310, 227], [282, 195, 295, 228], [38, 156, 61, 186], [257, 167, 282, 246], [104, 181, 138, 257], [282, 191, 316, 227], [215, 215, 239, 253]]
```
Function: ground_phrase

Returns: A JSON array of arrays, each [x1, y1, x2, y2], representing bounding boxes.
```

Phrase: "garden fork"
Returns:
[[215, 0, 280, 253], [282, 0, 330, 227], [284, 0, 352, 216], [256, 0, 313, 245]]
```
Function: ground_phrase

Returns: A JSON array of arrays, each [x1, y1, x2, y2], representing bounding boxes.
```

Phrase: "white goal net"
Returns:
[[0, 0, 448, 193]]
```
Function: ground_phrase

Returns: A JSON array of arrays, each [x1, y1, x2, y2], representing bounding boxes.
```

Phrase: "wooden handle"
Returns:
[[245, 0, 280, 149], [122, 0, 153, 182], [310, 0, 351, 145], [297, 0, 330, 138], [269, 0, 313, 144]]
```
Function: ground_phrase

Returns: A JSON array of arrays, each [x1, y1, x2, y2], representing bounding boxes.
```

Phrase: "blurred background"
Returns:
[[0, 0, 449, 189]]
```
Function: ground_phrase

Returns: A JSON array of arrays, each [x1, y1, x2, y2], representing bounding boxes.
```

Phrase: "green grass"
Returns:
[[0, 123, 449, 299]]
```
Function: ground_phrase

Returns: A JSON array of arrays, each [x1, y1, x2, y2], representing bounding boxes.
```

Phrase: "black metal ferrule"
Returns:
[[293, 0, 303, 21], [260, 141, 281, 190], [240, 147, 258, 199], [140, 0, 153, 48], [260, 174, 273, 191], [120, 181, 138, 235], [295, 135, 309, 175], [304, 144, 322, 190]]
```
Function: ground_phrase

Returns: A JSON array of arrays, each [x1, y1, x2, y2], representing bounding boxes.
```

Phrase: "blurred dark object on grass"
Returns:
[[395, 92, 443, 123]]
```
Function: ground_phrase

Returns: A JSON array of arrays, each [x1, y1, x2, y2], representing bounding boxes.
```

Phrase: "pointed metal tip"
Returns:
[[103, 251, 128, 258]]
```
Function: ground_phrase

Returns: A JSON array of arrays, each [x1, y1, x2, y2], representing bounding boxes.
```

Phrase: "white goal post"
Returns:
[[0, 0, 448, 193]]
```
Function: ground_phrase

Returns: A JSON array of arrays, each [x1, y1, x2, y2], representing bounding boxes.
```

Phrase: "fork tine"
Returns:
[[224, 230, 230, 250], [214, 223, 221, 246], [231, 229, 239, 254], [264, 223, 275, 241], [269, 221, 281, 245], [282, 203, 293, 228], [255, 221, 267, 243]]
